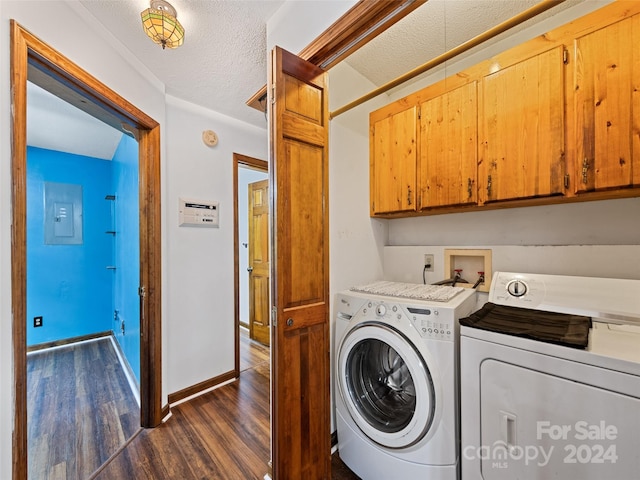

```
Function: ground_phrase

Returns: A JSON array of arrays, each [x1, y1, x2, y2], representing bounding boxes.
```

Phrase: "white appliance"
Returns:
[[335, 281, 477, 480], [461, 271, 640, 480]]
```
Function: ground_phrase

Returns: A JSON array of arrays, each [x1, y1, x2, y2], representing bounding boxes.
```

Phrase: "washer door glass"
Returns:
[[338, 322, 436, 449]]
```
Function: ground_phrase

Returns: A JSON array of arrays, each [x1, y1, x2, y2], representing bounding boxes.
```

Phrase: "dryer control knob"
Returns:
[[375, 304, 387, 316], [507, 279, 528, 297]]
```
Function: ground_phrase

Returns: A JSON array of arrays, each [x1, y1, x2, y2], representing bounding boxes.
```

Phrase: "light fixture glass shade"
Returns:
[[141, 1, 184, 49]]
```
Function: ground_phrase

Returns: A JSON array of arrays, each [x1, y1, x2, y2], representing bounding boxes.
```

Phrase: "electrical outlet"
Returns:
[[34, 316, 43, 328], [424, 254, 434, 272]]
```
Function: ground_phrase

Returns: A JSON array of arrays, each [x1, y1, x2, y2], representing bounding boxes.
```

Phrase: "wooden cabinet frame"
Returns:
[[369, 1, 640, 219]]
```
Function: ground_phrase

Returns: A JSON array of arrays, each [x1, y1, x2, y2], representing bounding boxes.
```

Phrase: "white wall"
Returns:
[[328, 61, 392, 431], [326, 0, 640, 431], [329, 62, 390, 295], [388, 198, 640, 246], [384, 244, 640, 311], [327, 0, 640, 288], [1, 3, 268, 477], [164, 95, 267, 395], [0, 3, 165, 478], [380, 1, 640, 286]]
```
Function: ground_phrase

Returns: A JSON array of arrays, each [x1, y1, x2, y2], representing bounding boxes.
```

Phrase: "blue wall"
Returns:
[[112, 135, 140, 381], [27, 147, 113, 345], [27, 138, 141, 383]]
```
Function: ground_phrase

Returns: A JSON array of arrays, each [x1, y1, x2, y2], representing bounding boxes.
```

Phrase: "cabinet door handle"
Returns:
[[467, 178, 473, 199], [582, 157, 590, 184], [487, 175, 492, 197], [407, 186, 412, 206]]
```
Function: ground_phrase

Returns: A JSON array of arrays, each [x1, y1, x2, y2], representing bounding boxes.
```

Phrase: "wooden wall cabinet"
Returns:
[[480, 46, 566, 203], [419, 81, 478, 209], [369, 2, 640, 218], [570, 13, 640, 194], [370, 105, 418, 215]]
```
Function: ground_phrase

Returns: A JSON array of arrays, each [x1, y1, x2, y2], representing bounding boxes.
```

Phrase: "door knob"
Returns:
[[247, 267, 253, 273]]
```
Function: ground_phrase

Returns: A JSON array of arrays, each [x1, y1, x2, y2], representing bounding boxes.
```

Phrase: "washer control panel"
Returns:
[[362, 301, 399, 322], [359, 300, 457, 341], [406, 306, 453, 341]]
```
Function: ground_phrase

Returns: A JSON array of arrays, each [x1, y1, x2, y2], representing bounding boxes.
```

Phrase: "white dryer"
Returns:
[[335, 281, 477, 480], [460, 272, 640, 480]]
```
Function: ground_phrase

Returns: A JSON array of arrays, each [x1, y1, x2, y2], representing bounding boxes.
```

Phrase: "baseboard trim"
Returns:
[[168, 369, 238, 405], [161, 403, 171, 421], [27, 330, 111, 352], [108, 334, 140, 405]]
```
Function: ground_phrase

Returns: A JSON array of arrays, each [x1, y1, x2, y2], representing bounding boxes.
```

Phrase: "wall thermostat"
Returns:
[[178, 197, 219, 227]]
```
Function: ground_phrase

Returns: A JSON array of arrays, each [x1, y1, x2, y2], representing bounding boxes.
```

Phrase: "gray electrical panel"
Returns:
[[44, 182, 83, 245]]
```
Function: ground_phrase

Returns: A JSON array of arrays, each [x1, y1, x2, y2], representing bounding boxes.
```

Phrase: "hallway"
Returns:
[[92, 330, 270, 479], [90, 330, 359, 479]]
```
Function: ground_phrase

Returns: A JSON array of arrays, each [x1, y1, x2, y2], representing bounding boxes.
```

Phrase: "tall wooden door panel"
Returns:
[[269, 46, 330, 479], [248, 179, 270, 346], [370, 106, 417, 214], [573, 14, 640, 193], [482, 46, 565, 202], [419, 82, 478, 209]]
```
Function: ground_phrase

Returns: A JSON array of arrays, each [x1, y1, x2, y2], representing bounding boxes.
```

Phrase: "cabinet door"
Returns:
[[370, 106, 417, 214], [419, 82, 478, 209], [482, 46, 565, 203], [573, 14, 640, 193]]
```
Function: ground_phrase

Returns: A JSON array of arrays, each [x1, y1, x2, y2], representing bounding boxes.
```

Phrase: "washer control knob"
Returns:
[[375, 304, 387, 316], [507, 280, 528, 297]]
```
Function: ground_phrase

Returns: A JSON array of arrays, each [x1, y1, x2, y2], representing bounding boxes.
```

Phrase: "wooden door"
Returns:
[[248, 179, 270, 346], [370, 106, 418, 214], [419, 82, 478, 209], [572, 14, 640, 193], [269, 46, 330, 479], [482, 46, 566, 202]]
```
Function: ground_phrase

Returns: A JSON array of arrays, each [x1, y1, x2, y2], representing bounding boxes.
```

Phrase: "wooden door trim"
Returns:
[[10, 21, 162, 480], [233, 153, 268, 374], [247, 0, 426, 111]]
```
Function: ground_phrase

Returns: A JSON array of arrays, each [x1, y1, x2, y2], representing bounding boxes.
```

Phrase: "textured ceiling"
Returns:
[[78, 0, 284, 128], [29, 0, 601, 159], [344, 0, 590, 93]]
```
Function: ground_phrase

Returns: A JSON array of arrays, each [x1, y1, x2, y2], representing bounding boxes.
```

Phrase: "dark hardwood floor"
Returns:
[[56, 328, 359, 480], [240, 327, 270, 373], [27, 337, 140, 480]]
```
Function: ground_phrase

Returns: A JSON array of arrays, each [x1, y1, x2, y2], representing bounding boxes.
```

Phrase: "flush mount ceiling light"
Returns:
[[141, 0, 184, 50]]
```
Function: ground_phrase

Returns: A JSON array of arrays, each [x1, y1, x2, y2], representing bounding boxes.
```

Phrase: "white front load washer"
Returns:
[[334, 281, 477, 480], [460, 272, 640, 480]]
